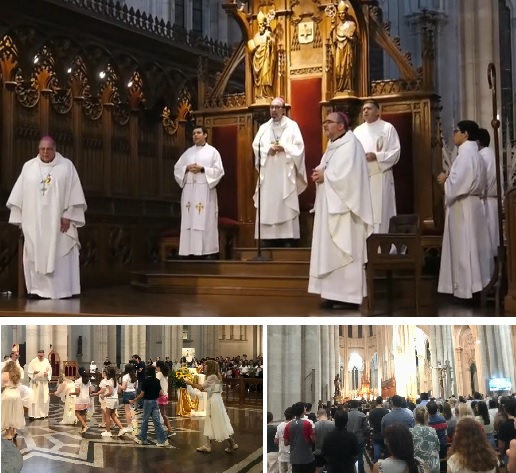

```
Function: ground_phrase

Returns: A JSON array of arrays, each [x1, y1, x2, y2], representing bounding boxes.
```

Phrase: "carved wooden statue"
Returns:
[[330, 1, 357, 93], [248, 10, 277, 100]]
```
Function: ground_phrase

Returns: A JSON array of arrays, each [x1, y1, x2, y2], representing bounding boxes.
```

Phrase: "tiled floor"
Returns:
[[7, 398, 262, 472]]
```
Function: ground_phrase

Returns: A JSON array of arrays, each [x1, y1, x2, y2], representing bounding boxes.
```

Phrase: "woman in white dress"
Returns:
[[185, 359, 238, 453], [1, 361, 25, 440], [74, 368, 92, 433], [53, 374, 76, 425]]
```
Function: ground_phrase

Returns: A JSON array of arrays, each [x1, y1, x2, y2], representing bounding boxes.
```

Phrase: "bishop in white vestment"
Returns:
[[353, 100, 400, 233], [6, 136, 87, 299], [438, 121, 492, 299], [28, 350, 52, 419], [252, 97, 307, 243], [309, 112, 374, 308], [174, 126, 224, 256]]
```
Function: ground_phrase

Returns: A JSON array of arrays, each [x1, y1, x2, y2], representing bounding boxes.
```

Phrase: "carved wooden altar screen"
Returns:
[[196, 0, 443, 247], [0, 0, 231, 293]]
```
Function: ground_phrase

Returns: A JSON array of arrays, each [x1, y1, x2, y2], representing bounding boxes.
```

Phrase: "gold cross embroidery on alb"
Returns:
[[195, 202, 204, 215]]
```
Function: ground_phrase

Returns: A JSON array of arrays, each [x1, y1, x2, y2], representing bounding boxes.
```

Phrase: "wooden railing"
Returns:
[[223, 378, 263, 406]]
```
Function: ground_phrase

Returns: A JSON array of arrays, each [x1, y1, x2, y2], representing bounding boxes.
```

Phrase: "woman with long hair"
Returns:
[[447, 417, 498, 473], [74, 367, 92, 433], [101, 366, 124, 436], [475, 401, 496, 449], [185, 359, 238, 453], [53, 374, 76, 425], [156, 360, 174, 437], [1, 361, 25, 440], [412, 407, 440, 473], [372, 424, 425, 473], [119, 364, 137, 435]]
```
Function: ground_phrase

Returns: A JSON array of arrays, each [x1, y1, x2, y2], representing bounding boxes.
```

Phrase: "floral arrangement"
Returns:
[[170, 367, 194, 389]]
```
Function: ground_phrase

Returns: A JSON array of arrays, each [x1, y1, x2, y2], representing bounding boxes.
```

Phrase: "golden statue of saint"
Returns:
[[247, 10, 277, 100], [331, 1, 357, 93]]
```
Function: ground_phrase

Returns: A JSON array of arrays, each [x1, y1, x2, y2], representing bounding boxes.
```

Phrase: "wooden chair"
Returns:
[[366, 214, 421, 314]]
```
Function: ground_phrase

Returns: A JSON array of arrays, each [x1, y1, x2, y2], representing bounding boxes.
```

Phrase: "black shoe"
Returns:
[[320, 299, 359, 311]]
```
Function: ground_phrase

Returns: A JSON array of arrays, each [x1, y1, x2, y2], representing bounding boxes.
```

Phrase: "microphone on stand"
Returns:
[[252, 121, 272, 262]]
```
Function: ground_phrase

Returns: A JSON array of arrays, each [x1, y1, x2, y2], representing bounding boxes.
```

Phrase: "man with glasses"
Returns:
[[437, 120, 491, 299], [353, 100, 400, 233], [308, 112, 373, 310], [6, 136, 87, 299], [252, 97, 307, 247]]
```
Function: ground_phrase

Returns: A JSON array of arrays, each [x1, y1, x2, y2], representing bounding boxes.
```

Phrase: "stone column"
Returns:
[[302, 326, 321, 406], [282, 325, 305, 416], [458, 0, 501, 130], [329, 326, 337, 402], [25, 326, 38, 362], [39, 325, 52, 356], [430, 326, 439, 397], [500, 326, 516, 390], [268, 325, 284, 420], [455, 347, 464, 396], [477, 326, 489, 395], [52, 326, 68, 364], [2, 326, 13, 355], [322, 326, 330, 402]]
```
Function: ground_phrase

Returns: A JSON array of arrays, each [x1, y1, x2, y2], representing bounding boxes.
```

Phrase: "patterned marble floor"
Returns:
[[7, 398, 263, 472]]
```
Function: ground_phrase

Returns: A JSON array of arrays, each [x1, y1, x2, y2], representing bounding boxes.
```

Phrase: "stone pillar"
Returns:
[[268, 325, 284, 420], [108, 326, 117, 365], [458, 0, 501, 130], [302, 326, 321, 406], [25, 325, 38, 362], [430, 326, 439, 397], [500, 326, 516, 390], [284, 325, 306, 416], [52, 326, 68, 364], [2, 326, 13, 355], [477, 326, 489, 395], [485, 325, 497, 377], [39, 325, 52, 355], [455, 347, 464, 396], [329, 326, 336, 402], [322, 327, 330, 401]]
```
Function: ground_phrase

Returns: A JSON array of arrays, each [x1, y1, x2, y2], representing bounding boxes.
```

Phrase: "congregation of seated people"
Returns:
[[267, 391, 516, 473]]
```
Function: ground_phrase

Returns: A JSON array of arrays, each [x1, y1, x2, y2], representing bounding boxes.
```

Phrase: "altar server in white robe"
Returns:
[[6, 136, 87, 299], [28, 350, 52, 419], [174, 126, 224, 257], [353, 100, 400, 233], [252, 97, 307, 245], [477, 128, 499, 266], [437, 120, 491, 299], [309, 112, 374, 310]]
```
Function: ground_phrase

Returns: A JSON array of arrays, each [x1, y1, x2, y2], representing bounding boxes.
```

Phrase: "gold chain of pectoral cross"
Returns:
[[195, 202, 204, 215]]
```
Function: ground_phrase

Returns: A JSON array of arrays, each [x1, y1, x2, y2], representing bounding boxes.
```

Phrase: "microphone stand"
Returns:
[[252, 122, 271, 262]]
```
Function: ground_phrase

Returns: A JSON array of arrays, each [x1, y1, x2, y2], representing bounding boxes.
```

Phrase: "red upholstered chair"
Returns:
[[366, 214, 421, 314]]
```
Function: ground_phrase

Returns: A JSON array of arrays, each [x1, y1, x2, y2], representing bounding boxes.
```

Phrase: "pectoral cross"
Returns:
[[195, 202, 204, 215], [185, 201, 191, 212]]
